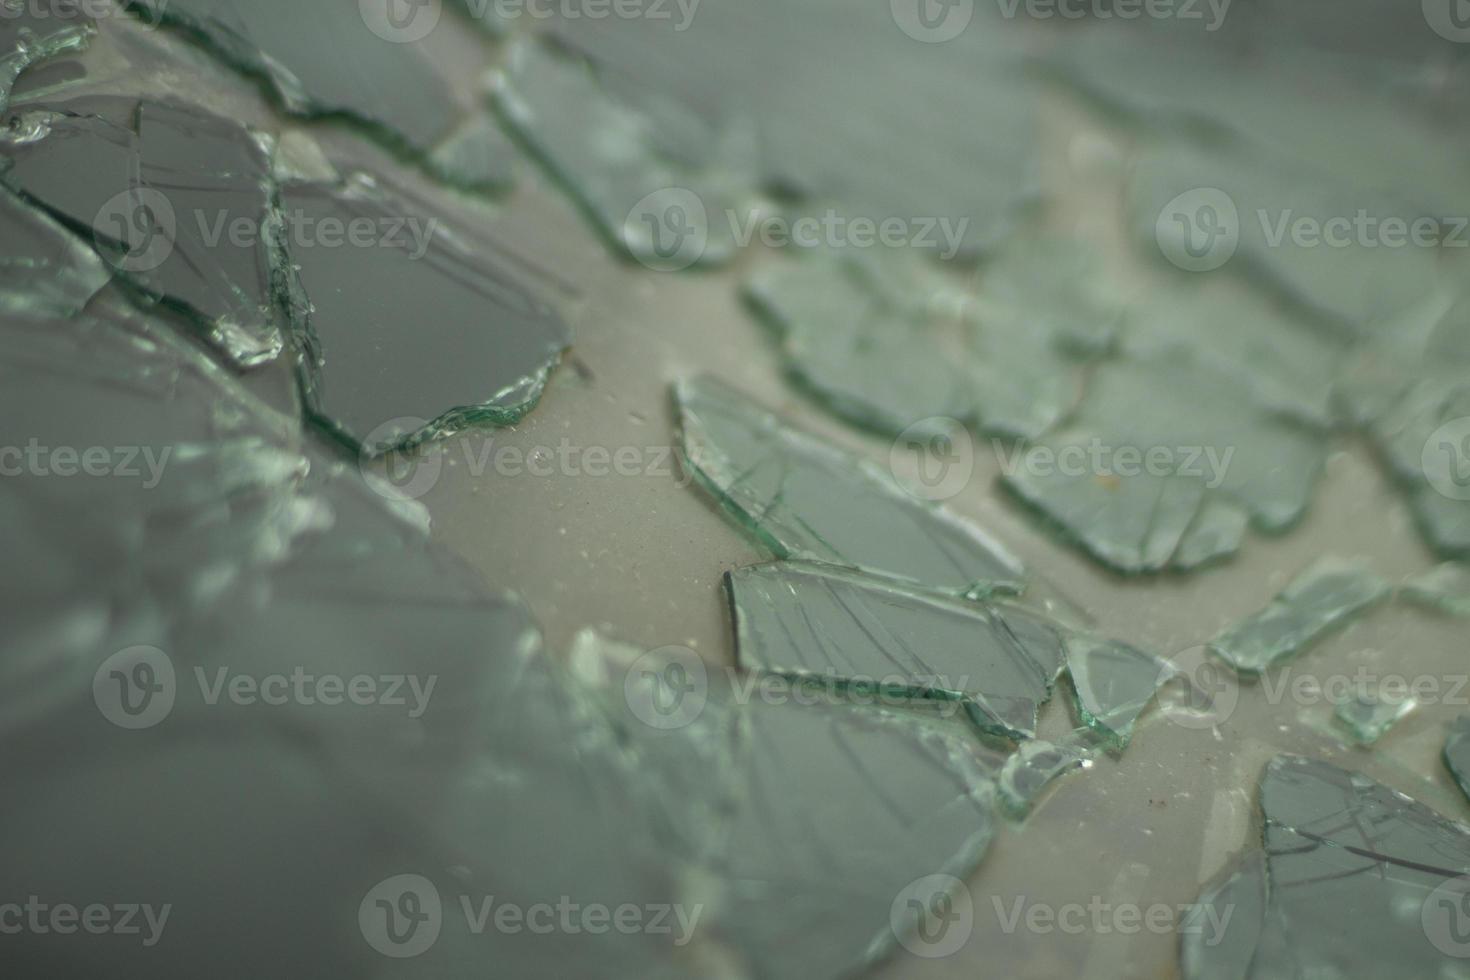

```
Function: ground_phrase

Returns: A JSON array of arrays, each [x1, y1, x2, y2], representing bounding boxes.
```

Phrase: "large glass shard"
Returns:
[[549, 0, 1041, 256], [1185, 755, 1470, 979], [1003, 351, 1325, 573], [708, 697, 997, 980], [995, 732, 1096, 818], [1129, 140, 1445, 333], [674, 374, 1025, 598], [279, 172, 570, 455], [0, 182, 108, 316], [0, 94, 290, 367], [1333, 683, 1415, 745], [1180, 851, 1269, 980], [743, 241, 1101, 441], [1445, 715, 1470, 806], [121, 0, 461, 151], [493, 37, 759, 268], [0, 0, 92, 112], [1209, 557, 1389, 674], [725, 560, 1063, 738], [1064, 637, 1168, 748]]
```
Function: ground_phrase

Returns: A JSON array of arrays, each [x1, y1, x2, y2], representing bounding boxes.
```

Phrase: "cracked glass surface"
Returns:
[[0, 94, 290, 367], [726, 560, 1063, 738], [1183, 754, 1470, 980], [1002, 350, 1324, 574], [1209, 557, 1390, 674], [493, 36, 759, 268], [1063, 637, 1168, 748], [279, 171, 570, 455], [121, 0, 462, 151], [674, 373, 1025, 598], [0, 182, 108, 316]]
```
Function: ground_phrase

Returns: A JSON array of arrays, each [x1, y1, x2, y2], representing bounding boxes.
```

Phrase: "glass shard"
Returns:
[[1003, 350, 1327, 574], [0, 94, 290, 367], [996, 734, 1094, 818], [1180, 850, 1269, 980], [427, 111, 516, 195], [1209, 557, 1390, 674], [0, 0, 92, 112], [0, 182, 108, 316], [726, 560, 1064, 738], [493, 37, 760, 268], [1444, 715, 1470, 806], [674, 374, 1025, 598], [121, 0, 461, 151], [1333, 684, 1414, 745], [279, 172, 570, 455], [975, 235, 1126, 360], [1064, 636, 1168, 748]]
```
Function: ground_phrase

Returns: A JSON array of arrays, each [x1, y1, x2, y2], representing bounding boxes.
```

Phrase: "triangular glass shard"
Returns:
[[675, 374, 1025, 597], [279, 172, 570, 455], [726, 560, 1064, 738], [121, 0, 461, 152], [494, 37, 760, 268], [427, 111, 517, 195], [1064, 637, 1169, 748], [1209, 557, 1389, 674], [0, 94, 290, 367]]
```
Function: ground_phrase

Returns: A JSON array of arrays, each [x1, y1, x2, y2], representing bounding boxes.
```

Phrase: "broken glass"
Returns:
[[0, 94, 290, 367], [1183, 754, 1470, 979], [996, 734, 1094, 818], [1407, 564, 1470, 617], [1209, 557, 1389, 675], [1063, 636, 1168, 748], [0, 182, 108, 316], [1333, 684, 1415, 745], [427, 111, 516, 195], [120, 0, 463, 151], [674, 374, 1025, 598], [493, 37, 759, 268], [725, 560, 1063, 738], [278, 171, 570, 455], [1002, 350, 1324, 574], [0, 0, 92, 113]]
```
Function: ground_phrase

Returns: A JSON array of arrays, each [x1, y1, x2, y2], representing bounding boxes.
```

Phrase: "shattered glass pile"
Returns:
[[6, 0, 1470, 978]]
